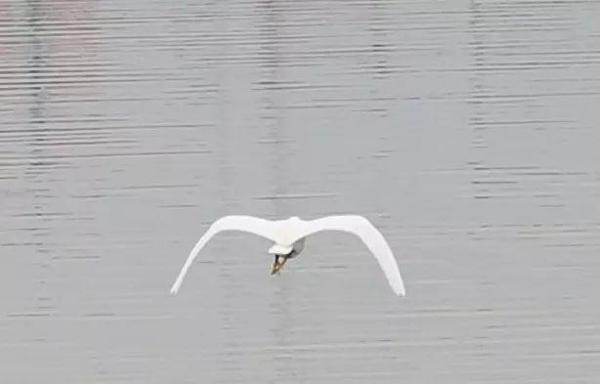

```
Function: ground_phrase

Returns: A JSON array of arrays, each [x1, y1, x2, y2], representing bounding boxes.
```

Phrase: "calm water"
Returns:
[[2, 1, 600, 382]]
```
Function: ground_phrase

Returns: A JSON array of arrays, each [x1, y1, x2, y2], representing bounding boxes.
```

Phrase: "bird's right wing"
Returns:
[[298, 215, 406, 296], [170, 215, 278, 294]]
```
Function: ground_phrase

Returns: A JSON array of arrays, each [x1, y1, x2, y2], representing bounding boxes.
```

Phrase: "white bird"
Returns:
[[169, 215, 406, 296]]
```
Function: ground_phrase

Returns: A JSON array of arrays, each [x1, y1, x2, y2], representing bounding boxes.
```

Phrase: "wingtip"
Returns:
[[394, 284, 406, 297]]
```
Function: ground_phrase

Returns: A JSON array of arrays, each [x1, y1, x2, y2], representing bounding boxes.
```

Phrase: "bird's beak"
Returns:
[[271, 256, 287, 275]]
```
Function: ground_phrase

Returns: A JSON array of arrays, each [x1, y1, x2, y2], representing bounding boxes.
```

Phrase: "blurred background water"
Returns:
[[1, 1, 600, 382]]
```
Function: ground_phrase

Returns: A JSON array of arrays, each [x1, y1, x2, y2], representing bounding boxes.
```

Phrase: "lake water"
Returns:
[[1, 1, 600, 382]]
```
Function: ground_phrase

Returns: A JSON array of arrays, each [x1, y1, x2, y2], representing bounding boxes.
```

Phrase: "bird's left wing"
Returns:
[[297, 215, 406, 296], [170, 215, 278, 294]]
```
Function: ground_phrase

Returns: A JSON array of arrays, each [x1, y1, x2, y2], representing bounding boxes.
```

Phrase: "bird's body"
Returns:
[[268, 236, 305, 274], [170, 215, 406, 296]]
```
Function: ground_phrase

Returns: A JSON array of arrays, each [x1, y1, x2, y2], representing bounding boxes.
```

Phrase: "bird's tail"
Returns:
[[268, 243, 293, 255]]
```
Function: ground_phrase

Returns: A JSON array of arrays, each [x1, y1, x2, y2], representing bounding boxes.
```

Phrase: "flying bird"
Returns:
[[169, 215, 406, 296]]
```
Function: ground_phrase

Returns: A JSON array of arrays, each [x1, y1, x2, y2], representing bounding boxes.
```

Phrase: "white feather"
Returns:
[[169, 215, 406, 296]]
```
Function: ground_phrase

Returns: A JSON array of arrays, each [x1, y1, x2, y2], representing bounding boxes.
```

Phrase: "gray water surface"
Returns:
[[2, 1, 600, 382]]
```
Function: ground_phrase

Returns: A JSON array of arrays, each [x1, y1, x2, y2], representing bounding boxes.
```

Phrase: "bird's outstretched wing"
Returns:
[[170, 215, 278, 294], [298, 215, 406, 296]]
